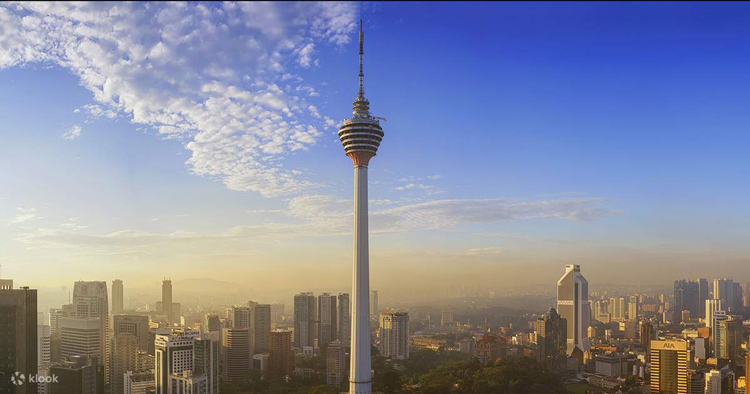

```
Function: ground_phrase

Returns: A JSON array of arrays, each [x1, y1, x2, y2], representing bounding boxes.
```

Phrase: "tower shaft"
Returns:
[[349, 164, 372, 394]]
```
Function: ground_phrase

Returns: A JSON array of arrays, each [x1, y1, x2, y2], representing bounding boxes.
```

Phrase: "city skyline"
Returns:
[[2, 2, 750, 295]]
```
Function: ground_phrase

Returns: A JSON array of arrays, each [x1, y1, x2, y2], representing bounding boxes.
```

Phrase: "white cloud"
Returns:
[[460, 247, 502, 256], [0, 2, 358, 196], [63, 124, 82, 140], [13, 196, 615, 250], [9, 207, 40, 225]]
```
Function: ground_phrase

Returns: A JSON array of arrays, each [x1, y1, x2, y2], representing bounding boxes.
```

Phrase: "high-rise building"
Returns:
[[48, 355, 99, 394], [60, 317, 101, 361], [698, 278, 709, 317], [628, 295, 639, 321], [339, 21, 383, 394], [318, 294, 337, 347], [232, 306, 251, 329], [705, 299, 723, 331], [113, 315, 150, 353], [326, 340, 346, 386], [674, 280, 699, 323], [638, 321, 654, 361], [379, 312, 409, 360], [252, 304, 271, 353], [268, 330, 293, 381], [369, 290, 379, 318], [711, 311, 728, 357], [38, 324, 51, 366], [337, 293, 350, 346], [162, 280, 172, 324], [0, 284, 38, 394], [169, 371, 207, 394], [111, 333, 138, 394], [72, 281, 109, 384], [154, 328, 200, 394], [193, 333, 220, 394], [204, 314, 221, 333], [650, 339, 691, 394], [270, 304, 284, 326], [535, 308, 567, 368], [293, 293, 316, 348], [557, 264, 591, 356], [123, 370, 154, 394], [715, 316, 742, 363], [713, 278, 738, 312], [704, 370, 721, 394], [222, 328, 252, 381], [112, 280, 124, 316], [49, 308, 63, 336]]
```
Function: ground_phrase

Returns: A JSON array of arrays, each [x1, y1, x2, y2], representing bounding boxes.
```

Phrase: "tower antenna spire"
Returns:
[[358, 19, 365, 100]]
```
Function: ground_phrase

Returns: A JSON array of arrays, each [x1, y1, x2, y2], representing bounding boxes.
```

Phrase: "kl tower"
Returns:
[[338, 20, 383, 394]]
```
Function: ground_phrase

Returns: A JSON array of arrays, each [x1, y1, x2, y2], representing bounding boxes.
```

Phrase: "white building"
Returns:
[[155, 329, 200, 394], [557, 264, 591, 356], [124, 371, 155, 394], [379, 312, 409, 360]]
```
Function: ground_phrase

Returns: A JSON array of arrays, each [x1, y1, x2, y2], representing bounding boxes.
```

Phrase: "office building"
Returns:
[[698, 278, 709, 317], [162, 280, 172, 324], [48, 356, 99, 394], [0, 284, 38, 394], [154, 329, 200, 394], [337, 293, 350, 346], [123, 371, 154, 394], [169, 371, 207, 394], [705, 370, 721, 394], [715, 316, 742, 363], [49, 308, 63, 336], [268, 331, 293, 380], [705, 299, 723, 331], [535, 308, 567, 367], [270, 304, 284, 326], [318, 294, 337, 347], [649, 339, 691, 394], [193, 333, 219, 394], [379, 312, 409, 360], [674, 280, 699, 323], [112, 280, 124, 316], [232, 306, 251, 329], [111, 333, 138, 394], [252, 304, 271, 353], [557, 264, 591, 356], [326, 340, 346, 386], [293, 293, 316, 348], [222, 328, 252, 381], [441, 309, 454, 326], [711, 311, 728, 357], [60, 317, 101, 361], [628, 295, 639, 320], [113, 315, 150, 353], [72, 281, 109, 384]]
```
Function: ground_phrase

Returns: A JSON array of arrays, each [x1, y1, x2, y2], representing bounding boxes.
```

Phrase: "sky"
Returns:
[[1, 2, 749, 301]]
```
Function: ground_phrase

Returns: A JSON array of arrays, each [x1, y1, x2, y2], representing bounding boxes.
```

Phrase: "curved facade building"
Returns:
[[557, 264, 591, 357]]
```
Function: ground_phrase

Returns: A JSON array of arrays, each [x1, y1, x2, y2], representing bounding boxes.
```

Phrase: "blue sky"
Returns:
[[1, 2, 749, 298]]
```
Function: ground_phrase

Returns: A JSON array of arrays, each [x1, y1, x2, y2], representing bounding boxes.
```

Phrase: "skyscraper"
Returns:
[[557, 264, 590, 356], [111, 333, 138, 394], [705, 299, 723, 331], [0, 284, 38, 394], [193, 333, 220, 394], [268, 330, 293, 381], [222, 328, 252, 381], [379, 312, 409, 360], [252, 304, 272, 353], [162, 280, 172, 324], [113, 315, 150, 353], [715, 316, 742, 363], [650, 339, 691, 394], [318, 293, 337, 347], [337, 293, 351, 346], [48, 355, 99, 394], [535, 308, 567, 368], [60, 317, 101, 361], [338, 21, 384, 394], [326, 340, 346, 387], [293, 292, 316, 348], [112, 279, 124, 316], [698, 278, 709, 317], [232, 306, 251, 329], [369, 290, 379, 319], [72, 281, 109, 384], [154, 328, 200, 394], [628, 295, 639, 321]]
